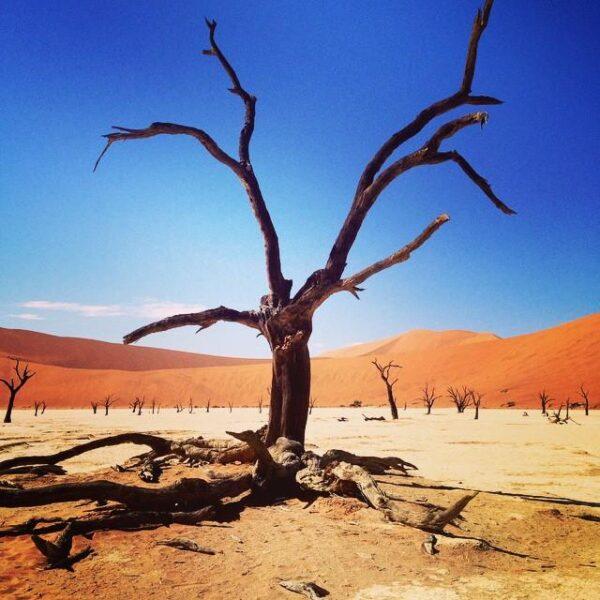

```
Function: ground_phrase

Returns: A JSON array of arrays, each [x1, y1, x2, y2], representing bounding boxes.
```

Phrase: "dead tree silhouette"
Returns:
[[539, 390, 552, 416], [447, 386, 473, 414], [420, 384, 439, 415], [34, 401, 42, 417], [309, 396, 317, 415], [472, 391, 484, 420], [175, 403, 184, 414], [41, 401, 47, 414], [371, 359, 401, 420], [228, 402, 233, 414], [206, 398, 211, 413], [258, 396, 264, 414], [2, 1, 515, 546], [90, 402, 99, 415], [102, 395, 116, 416], [578, 385, 590, 416], [188, 398, 194, 414], [95, 0, 514, 445], [1, 358, 36, 423]]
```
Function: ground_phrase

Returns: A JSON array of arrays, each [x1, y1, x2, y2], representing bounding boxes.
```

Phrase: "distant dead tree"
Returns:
[[472, 390, 484, 420], [206, 398, 211, 413], [547, 400, 579, 425], [102, 395, 116, 415], [134, 397, 145, 415], [188, 397, 194, 414], [1, 358, 36, 423], [258, 396, 263, 414], [309, 396, 317, 415], [129, 398, 139, 414], [578, 385, 590, 416], [34, 401, 43, 416], [420, 384, 439, 415], [40, 401, 47, 414], [447, 386, 473, 413], [228, 401, 233, 414], [538, 390, 552, 416], [90, 401, 99, 415], [371, 359, 401, 420], [175, 402, 184, 413], [151, 398, 157, 414]]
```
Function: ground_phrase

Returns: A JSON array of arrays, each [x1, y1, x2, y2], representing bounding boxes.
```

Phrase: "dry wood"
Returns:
[[93, 0, 514, 445], [1, 357, 35, 423], [371, 359, 401, 419], [279, 580, 329, 599], [155, 536, 216, 555]]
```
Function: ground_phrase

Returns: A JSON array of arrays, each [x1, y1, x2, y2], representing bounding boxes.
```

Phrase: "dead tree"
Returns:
[[95, 0, 514, 445], [206, 398, 211, 413], [309, 396, 316, 415], [578, 385, 590, 416], [102, 395, 116, 415], [90, 402, 99, 415], [472, 391, 484, 420], [151, 398, 157, 414], [129, 398, 139, 414], [258, 396, 263, 414], [34, 401, 42, 417], [175, 403, 184, 414], [547, 401, 578, 425], [420, 384, 439, 415], [1, 358, 36, 423], [134, 397, 145, 415], [41, 401, 47, 414], [188, 398, 194, 414], [371, 359, 401, 420], [447, 386, 473, 413], [228, 401, 233, 414], [539, 390, 552, 416]]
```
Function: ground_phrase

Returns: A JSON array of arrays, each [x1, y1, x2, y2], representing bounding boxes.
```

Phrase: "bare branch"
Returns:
[[339, 214, 450, 294], [432, 151, 516, 214], [324, 0, 500, 279], [203, 19, 256, 164], [94, 122, 238, 173], [123, 306, 259, 345]]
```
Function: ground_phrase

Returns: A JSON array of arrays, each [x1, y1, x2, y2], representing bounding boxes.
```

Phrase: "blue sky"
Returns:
[[1, 1, 598, 357]]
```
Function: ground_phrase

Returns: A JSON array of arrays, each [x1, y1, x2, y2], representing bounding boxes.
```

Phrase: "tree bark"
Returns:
[[386, 385, 399, 420], [3, 391, 16, 424], [266, 336, 311, 446]]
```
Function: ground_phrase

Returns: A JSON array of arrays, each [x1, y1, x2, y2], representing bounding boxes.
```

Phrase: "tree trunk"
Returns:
[[386, 385, 399, 420], [426, 405, 431, 415], [3, 392, 16, 424], [266, 336, 311, 446]]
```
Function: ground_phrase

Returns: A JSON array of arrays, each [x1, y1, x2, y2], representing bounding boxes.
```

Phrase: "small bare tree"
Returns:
[[539, 390, 552, 416], [228, 401, 233, 414], [135, 396, 145, 415], [371, 359, 401, 420], [548, 400, 578, 425], [188, 397, 194, 414], [578, 385, 590, 416], [91, 401, 99, 414], [151, 398, 157, 414], [447, 386, 472, 413], [309, 396, 317, 415], [102, 395, 116, 415], [40, 401, 47, 414], [34, 401, 42, 416], [206, 398, 211, 413], [129, 398, 139, 413], [1, 358, 36, 423], [472, 390, 484, 420], [175, 402, 184, 413], [420, 384, 439, 415]]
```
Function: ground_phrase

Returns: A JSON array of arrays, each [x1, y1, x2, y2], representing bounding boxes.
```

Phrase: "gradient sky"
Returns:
[[1, 1, 598, 358]]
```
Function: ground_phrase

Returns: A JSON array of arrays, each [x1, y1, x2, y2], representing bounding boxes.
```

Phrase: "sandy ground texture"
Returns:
[[1, 408, 599, 599]]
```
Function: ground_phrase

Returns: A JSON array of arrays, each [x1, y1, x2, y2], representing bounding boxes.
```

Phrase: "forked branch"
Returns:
[[324, 0, 507, 281]]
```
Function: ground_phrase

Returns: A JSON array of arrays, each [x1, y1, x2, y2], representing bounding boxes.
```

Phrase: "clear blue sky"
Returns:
[[1, 1, 598, 357]]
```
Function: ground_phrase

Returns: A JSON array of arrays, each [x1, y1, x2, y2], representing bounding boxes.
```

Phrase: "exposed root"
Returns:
[[0, 506, 215, 538], [0, 474, 252, 511]]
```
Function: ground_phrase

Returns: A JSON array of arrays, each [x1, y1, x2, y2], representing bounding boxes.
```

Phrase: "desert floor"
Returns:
[[1, 408, 599, 599]]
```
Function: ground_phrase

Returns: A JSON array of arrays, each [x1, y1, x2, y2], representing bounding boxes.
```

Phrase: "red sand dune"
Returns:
[[0, 313, 597, 410], [0, 327, 265, 371]]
